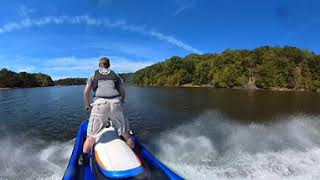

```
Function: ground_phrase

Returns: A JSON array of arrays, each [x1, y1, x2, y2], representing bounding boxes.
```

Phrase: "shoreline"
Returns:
[[0, 84, 85, 90], [135, 84, 320, 93], [1, 84, 319, 93], [0, 88, 12, 90]]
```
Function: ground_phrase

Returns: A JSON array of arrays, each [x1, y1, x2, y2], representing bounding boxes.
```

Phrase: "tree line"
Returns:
[[0, 68, 130, 88], [0, 68, 54, 88], [132, 46, 320, 91], [54, 78, 87, 86], [119, 73, 134, 84], [2, 46, 320, 91]]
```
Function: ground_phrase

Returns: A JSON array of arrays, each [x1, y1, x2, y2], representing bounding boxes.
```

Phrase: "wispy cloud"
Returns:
[[17, 66, 36, 73], [86, 41, 167, 60], [0, 15, 201, 53], [107, 56, 154, 72], [174, 0, 195, 16], [46, 56, 153, 72], [0, 55, 154, 79], [43, 56, 154, 79], [94, 0, 114, 7], [16, 4, 36, 18]]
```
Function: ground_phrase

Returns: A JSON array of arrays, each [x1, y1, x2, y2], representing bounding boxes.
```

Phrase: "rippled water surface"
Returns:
[[1, 86, 320, 180]]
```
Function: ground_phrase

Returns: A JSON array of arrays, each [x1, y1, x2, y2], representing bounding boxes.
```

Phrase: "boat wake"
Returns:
[[1, 112, 320, 180], [0, 136, 73, 180], [153, 112, 320, 180]]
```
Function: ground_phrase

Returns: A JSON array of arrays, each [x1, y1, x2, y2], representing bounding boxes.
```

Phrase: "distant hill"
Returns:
[[53, 74, 135, 86], [132, 46, 320, 92], [0, 68, 53, 88], [119, 73, 134, 84], [54, 78, 87, 86]]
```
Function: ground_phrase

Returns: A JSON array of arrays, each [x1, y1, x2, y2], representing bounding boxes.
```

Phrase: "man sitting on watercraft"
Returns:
[[78, 57, 135, 166]]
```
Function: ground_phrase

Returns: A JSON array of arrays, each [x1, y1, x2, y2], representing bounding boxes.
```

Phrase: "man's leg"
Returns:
[[83, 136, 95, 154], [78, 135, 95, 166], [83, 113, 97, 154], [122, 131, 135, 149], [78, 104, 101, 166], [110, 101, 135, 148]]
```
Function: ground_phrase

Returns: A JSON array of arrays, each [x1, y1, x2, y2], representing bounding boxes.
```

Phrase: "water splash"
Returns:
[[0, 137, 73, 180], [154, 112, 320, 180], [1, 112, 320, 180]]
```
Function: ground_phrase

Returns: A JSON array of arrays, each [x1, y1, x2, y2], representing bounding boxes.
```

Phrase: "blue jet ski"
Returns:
[[63, 120, 184, 180]]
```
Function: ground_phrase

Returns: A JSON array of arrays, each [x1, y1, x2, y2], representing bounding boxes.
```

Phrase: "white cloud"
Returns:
[[95, 0, 113, 6], [44, 56, 154, 73], [107, 56, 154, 72], [86, 41, 168, 60], [174, 0, 195, 16], [0, 55, 153, 79], [0, 15, 201, 53], [17, 66, 36, 73], [51, 76, 73, 81], [17, 4, 36, 18]]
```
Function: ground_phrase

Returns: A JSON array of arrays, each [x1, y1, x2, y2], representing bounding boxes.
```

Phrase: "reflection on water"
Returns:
[[0, 86, 320, 179]]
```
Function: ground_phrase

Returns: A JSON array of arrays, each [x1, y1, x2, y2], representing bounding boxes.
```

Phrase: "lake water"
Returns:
[[1, 86, 320, 180]]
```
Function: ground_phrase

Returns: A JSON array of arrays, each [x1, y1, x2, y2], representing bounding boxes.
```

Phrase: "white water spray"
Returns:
[[154, 112, 320, 180], [0, 137, 73, 180], [1, 112, 320, 180]]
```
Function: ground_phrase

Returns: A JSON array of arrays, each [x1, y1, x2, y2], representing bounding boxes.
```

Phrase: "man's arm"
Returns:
[[83, 84, 92, 111], [118, 81, 125, 101], [116, 75, 125, 101]]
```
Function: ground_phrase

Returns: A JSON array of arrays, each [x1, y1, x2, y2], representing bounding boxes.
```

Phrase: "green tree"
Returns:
[[294, 62, 313, 90], [131, 46, 320, 92]]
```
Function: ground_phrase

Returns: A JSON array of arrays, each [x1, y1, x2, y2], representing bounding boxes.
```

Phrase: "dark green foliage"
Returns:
[[119, 73, 134, 84], [54, 78, 87, 86], [0, 68, 53, 88], [34, 73, 54, 87], [0, 69, 17, 88], [132, 46, 320, 91]]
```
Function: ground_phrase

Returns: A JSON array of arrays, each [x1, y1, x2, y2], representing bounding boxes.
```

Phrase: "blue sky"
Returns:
[[0, 0, 319, 79]]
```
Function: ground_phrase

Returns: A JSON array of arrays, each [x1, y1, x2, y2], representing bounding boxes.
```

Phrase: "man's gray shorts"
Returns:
[[87, 97, 129, 138]]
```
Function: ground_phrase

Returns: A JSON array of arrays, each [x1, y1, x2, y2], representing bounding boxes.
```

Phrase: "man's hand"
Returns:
[[85, 106, 92, 112], [84, 84, 92, 112]]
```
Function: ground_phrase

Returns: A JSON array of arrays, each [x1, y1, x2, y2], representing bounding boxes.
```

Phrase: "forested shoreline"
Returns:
[[0, 68, 53, 88], [2, 46, 320, 92], [54, 78, 87, 86], [0, 69, 128, 88], [132, 46, 320, 92], [0, 69, 90, 88]]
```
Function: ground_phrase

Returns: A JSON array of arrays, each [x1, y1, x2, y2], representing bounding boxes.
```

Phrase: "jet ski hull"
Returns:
[[63, 120, 184, 180]]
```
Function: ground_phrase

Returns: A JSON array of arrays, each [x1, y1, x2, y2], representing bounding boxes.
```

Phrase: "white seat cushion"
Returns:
[[94, 128, 141, 171]]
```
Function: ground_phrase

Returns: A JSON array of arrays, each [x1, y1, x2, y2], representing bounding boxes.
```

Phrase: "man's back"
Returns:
[[88, 70, 121, 100]]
